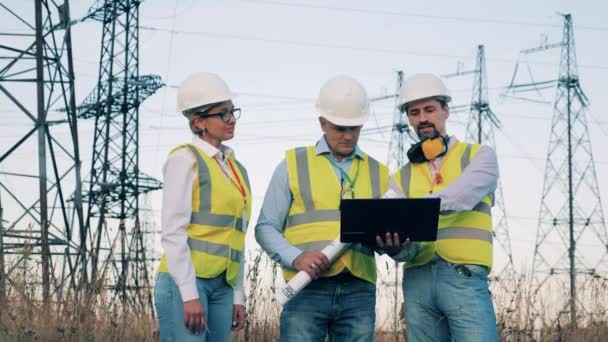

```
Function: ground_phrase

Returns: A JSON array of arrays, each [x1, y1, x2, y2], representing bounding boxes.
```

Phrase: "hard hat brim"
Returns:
[[181, 99, 235, 119], [321, 113, 369, 127], [400, 95, 452, 110]]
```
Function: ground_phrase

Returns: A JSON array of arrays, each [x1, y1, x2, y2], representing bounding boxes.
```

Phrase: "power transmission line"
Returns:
[[242, 0, 608, 32], [139, 26, 608, 72]]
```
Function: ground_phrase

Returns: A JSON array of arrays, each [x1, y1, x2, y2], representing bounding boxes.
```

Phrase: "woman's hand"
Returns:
[[232, 304, 246, 331], [183, 299, 206, 335]]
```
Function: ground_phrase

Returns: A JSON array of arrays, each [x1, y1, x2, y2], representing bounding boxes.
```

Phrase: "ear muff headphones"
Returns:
[[406, 131, 449, 163]]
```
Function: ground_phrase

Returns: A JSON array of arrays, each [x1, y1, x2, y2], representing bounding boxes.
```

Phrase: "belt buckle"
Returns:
[[333, 272, 354, 282]]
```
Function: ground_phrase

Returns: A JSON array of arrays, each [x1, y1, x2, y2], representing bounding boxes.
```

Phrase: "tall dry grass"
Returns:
[[1, 250, 607, 341], [0, 277, 156, 341]]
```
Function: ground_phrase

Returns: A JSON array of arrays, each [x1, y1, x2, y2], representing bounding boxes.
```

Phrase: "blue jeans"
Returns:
[[280, 274, 376, 342], [154, 272, 233, 342], [402, 256, 498, 342]]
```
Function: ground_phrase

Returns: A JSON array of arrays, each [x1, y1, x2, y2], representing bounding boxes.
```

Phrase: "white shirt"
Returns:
[[161, 135, 246, 305]]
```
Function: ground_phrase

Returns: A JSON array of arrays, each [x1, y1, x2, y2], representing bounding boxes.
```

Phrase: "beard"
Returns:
[[416, 122, 438, 139]]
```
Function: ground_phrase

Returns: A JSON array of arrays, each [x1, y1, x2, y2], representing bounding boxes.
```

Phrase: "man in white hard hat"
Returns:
[[155, 72, 250, 341], [376, 73, 499, 341], [255, 75, 389, 341]]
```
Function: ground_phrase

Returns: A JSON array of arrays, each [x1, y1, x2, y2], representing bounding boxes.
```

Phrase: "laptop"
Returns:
[[339, 198, 441, 245]]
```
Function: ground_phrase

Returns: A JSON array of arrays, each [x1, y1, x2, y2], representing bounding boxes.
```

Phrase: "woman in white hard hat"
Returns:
[[154, 72, 252, 341]]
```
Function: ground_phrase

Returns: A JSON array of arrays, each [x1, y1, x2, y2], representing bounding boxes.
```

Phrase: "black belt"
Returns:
[[322, 271, 358, 282]]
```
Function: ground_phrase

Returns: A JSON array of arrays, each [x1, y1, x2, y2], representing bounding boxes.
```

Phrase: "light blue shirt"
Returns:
[[254, 136, 364, 269]]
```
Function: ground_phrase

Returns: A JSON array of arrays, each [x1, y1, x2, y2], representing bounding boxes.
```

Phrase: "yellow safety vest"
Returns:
[[392, 141, 493, 269], [283, 145, 389, 284], [158, 144, 252, 287]]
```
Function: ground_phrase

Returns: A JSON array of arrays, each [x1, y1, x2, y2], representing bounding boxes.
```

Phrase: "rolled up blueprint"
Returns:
[[276, 238, 350, 305]]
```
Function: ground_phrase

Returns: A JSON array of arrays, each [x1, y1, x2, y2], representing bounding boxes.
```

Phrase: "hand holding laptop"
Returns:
[[375, 232, 412, 256]]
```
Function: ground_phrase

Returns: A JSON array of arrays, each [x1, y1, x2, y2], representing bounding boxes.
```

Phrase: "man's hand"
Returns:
[[232, 304, 246, 331], [292, 250, 330, 279], [376, 232, 411, 256], [183, 299, 206, 335]]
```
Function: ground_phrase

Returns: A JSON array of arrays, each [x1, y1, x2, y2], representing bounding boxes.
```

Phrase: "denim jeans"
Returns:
[[154, 272, 233, 342], [402, 256, 498, 342], [279, 274, 376, 342]]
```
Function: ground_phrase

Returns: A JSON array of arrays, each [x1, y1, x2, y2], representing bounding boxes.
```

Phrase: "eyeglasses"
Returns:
[[197, 108, 241, 122]]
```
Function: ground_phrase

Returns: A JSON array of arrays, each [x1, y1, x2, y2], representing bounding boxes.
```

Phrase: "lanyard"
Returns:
[[324, 155, 361, 197], [213, 157, 247, 205], [429, 159, 444, 186]]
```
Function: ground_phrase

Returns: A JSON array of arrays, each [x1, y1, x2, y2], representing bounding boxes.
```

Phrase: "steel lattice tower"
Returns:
[[444, 45, 514, 277], [508, 14, 608, 328], [0, 0, 83, 303], [531, 14, 608, 327], [465, 46, 514, 276], [386, 70, 418, 172], [76, 0, 162, 311]]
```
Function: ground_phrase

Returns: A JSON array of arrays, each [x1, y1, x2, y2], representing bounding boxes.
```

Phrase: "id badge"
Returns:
[[341, 184, 354, 199]]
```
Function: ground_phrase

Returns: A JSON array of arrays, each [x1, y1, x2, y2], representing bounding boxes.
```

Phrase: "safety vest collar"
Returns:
[[292, 146, 384, 215], [398, 142, 474, 196], [315, 135, 365, 160], [185, 144, 250, 224]]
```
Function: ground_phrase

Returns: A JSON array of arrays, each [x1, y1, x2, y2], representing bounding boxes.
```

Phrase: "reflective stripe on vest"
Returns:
[[295, 147, 315, 211], [368, 157, 382, 199], [188, 238, 242, 263], [285, 209, 340, 229], [282, 145, 388, 283], [437, 227, 492, 242], [190, 212, 244, 231], [292, 240, 375, 256]]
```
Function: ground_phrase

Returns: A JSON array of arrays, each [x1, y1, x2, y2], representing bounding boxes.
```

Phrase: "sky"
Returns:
[[2, 0, 608, 285]]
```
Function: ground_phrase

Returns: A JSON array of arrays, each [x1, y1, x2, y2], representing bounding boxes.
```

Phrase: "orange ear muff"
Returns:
[[421, 137, 446, 160]]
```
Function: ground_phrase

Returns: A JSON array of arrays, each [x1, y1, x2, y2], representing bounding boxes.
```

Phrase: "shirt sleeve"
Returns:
[[254, 159, 303, 269], [427, 145, 498, 212], [161, 149, 199, 302]]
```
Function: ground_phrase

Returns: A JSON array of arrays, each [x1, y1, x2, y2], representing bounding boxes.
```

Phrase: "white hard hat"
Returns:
[[316, 75, 369, 127], [176, 72, 235, 118], [397, 73, 451, 111]]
